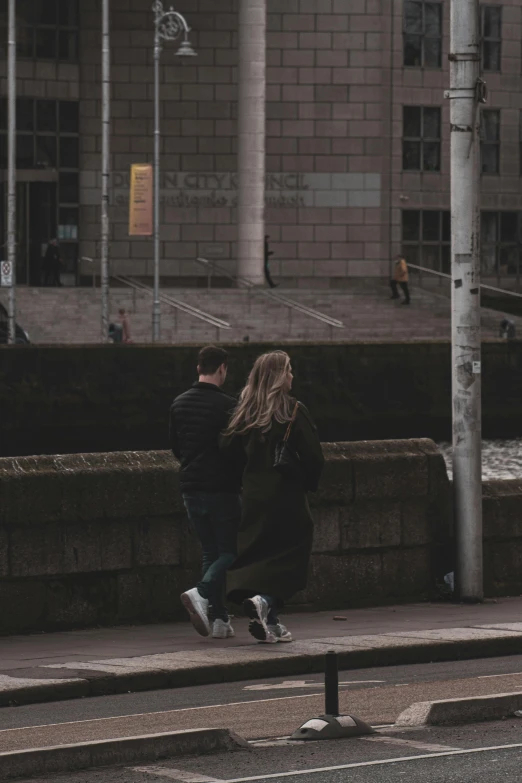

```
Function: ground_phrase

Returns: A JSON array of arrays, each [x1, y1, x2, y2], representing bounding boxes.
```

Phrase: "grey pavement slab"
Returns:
[[0, 674, 87, 704], [390, 628, 522, 642], [475, 623, 522, 633]]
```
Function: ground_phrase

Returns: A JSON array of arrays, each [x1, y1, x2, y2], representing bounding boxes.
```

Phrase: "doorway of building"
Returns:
[[0, 181, 57, 285]]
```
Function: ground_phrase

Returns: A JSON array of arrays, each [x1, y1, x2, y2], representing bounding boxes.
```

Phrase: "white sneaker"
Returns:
[[243, 595, 268, 642], [248, 620, 293, 644], [180, 588, 210, 637], [244, 596, 275, 643], [248, 620, 277, 643], [212, 619, 235, 639], [270, 623, 293, 642]]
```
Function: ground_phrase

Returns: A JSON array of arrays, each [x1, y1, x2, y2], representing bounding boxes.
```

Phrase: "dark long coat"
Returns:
[[220, 404, 324, 604]]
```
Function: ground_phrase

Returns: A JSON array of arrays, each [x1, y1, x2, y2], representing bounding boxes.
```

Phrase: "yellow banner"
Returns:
[[129, 163, 153, 236]]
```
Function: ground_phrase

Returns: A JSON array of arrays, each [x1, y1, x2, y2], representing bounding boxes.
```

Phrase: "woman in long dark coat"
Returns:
[[220, 351, 324, 644]]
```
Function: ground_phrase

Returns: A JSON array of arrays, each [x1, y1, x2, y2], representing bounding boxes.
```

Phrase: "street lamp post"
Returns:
[[447, 0, 483, 600], [101, 0, 110, 343], [151, 2, 196, 342], [7, 0, 16, 344]]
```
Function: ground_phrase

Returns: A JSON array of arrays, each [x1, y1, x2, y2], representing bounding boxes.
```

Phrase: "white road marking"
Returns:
[[479, 672, 522, 679], [362, 736, 461, 753], [250, 726, 395, 746], [131, 767, 223, 782], [244, 680, 384, 691], [250, 739, 304, 748], [220, 741, 522, 782]]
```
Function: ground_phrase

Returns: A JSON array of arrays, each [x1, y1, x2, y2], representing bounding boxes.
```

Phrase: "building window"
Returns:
[[401, 210, 451, 273], [481, 6, 502, 72], [0, 98, 79, 172], [481, 212, 522, 278], [10, 0, 80, 61], [481, 110, 500, 174], [403, 1, 442, 68], [0, 97, 80, 272], [403, 106, 441, 171]]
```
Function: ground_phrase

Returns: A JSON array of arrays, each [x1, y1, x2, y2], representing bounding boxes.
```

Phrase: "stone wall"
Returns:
[[2, 340, 522, 458], [0, 439, 452, 634]]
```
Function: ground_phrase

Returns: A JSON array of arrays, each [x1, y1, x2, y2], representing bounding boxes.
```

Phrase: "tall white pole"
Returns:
[[101, 0, 110, 342], [7, 0, 16, 344], [448, 0, 483, 601], [152, 26, 161, 342], [237, 0, 266, 286]]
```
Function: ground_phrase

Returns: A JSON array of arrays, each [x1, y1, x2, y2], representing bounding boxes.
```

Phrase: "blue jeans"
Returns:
[[183, 492, 241, 622]]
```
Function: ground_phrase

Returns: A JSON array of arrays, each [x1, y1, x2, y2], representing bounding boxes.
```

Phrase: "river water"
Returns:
[[439, 441, 522, 480]]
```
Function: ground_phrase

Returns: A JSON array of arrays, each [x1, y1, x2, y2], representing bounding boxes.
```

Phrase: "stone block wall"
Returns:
[[0, 439, 451, 633], [483, 479, 522, 597]]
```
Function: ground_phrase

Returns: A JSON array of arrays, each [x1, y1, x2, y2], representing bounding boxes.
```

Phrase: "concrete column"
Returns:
[[237, 0, 266, 286]]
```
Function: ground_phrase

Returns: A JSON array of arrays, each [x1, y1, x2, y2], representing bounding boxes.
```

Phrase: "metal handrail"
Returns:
[[408, 263, 522, 301], [195, 257, 344, 329], [114, 275, 231, 329]]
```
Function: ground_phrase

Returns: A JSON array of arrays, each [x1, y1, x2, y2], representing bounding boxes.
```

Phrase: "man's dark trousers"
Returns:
[[183, 492, 240, 621], [390, 279, 410, 303]]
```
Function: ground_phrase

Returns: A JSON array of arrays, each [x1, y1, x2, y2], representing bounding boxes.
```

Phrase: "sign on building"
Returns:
[[1, 261, 13, 287], [129, 163, 153, 236]]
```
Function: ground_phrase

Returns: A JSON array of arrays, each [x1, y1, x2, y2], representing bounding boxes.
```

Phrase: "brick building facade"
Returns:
[[1, 0, 522, 288]]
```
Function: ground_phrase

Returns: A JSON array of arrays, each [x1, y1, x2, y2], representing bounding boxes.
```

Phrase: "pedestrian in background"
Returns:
[[171, 346, 241, 639], [264, 234, 277, 289], [43, 239, 62, 286], [118, 308, 133, 343], [221, 351, 324, 644], [43, 238, 62, 286], [500, 318, 516, 340], [390, 254, 410, 305], [108, 322, 123, 343]]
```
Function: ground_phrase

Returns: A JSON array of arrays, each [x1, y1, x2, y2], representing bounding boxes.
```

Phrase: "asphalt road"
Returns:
[[9, 722, 522, 783], [4, 653, 522, 732], [4, 655, 522, 781]]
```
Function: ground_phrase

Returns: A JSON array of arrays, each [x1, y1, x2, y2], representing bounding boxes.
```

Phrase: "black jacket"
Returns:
[[170, 382, 239, 494]]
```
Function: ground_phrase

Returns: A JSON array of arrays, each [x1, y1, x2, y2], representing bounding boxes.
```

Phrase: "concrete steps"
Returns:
[[1, 282, 518, 344]]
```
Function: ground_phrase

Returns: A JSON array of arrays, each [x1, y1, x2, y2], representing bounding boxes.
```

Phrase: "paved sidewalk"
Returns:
[[1, 598, 522, 707]]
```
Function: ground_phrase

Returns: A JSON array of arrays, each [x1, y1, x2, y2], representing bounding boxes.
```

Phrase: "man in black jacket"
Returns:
[[170, 345, 241, 639]]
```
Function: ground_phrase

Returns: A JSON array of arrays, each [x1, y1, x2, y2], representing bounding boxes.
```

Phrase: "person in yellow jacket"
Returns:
[[390, 255, 410, 305]]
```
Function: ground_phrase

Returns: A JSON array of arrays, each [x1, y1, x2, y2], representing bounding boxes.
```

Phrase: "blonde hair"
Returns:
[[225, 351, 293, 435]]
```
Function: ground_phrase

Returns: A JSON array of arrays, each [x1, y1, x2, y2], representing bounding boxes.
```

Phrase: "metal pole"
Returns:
[[448, 0, 483, 601], [237, 0, 266, 286], [7, 0, 16, 344], [152, 27, 161, 342], [324, 651, 339, 717], [101, 0, 110, 343]]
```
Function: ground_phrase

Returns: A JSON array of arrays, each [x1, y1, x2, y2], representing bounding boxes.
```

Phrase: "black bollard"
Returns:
[[291, 649, 374, 739], [324, 650, 339, 717]]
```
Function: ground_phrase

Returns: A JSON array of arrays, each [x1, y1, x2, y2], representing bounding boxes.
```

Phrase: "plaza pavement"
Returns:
[[1, 597, 521, 708]]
